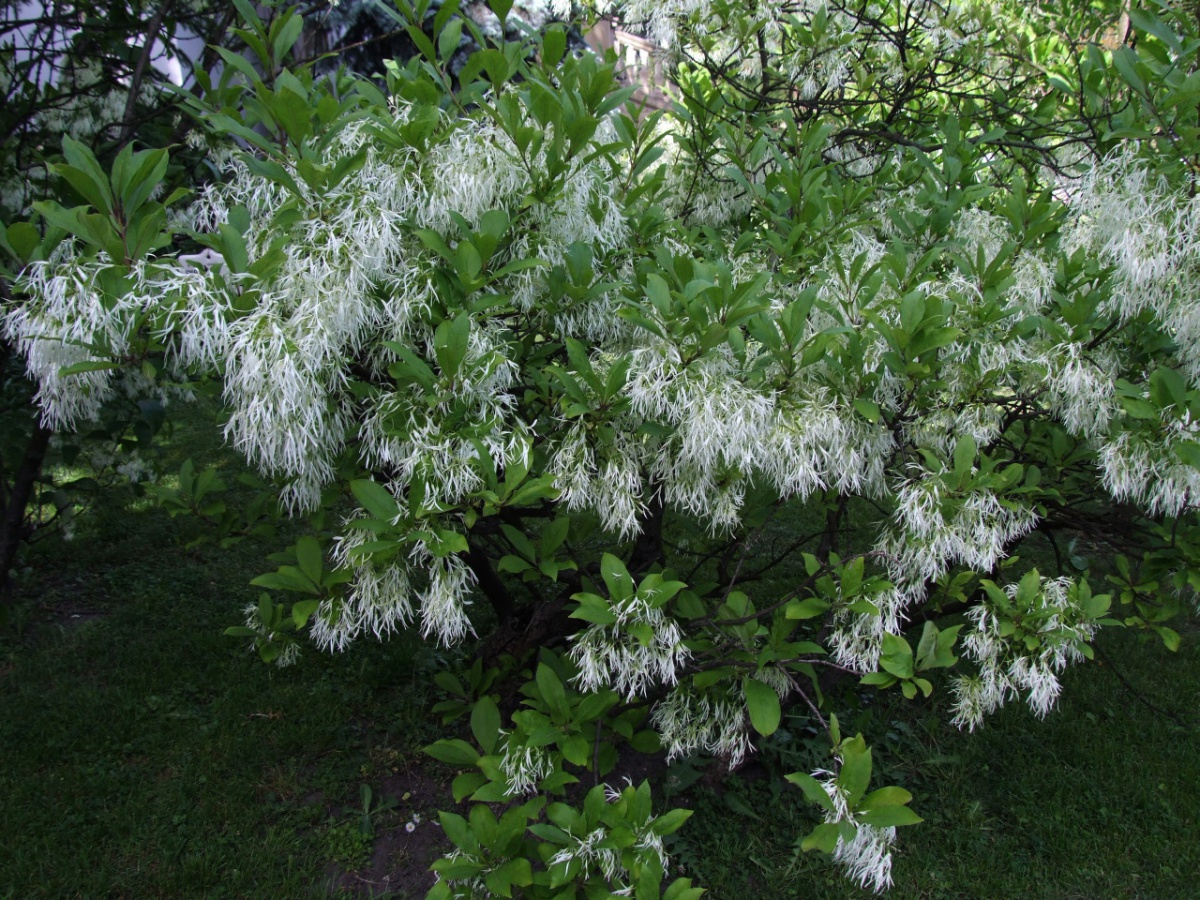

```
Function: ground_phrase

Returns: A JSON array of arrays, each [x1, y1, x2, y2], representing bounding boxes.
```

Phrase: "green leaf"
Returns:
[[60, 137, 114, 212], [1155, 626, 1181, 652], [742, 678, 781, 737], [291, 599, 320, 628], [1129, 7, 1182, 51], [471, 696, 502, 755], [1174, 440, 1200, 470], [123, 147, 170, 216], [432, 529, 469, 556], [295, 536, 323, 585], [629, 730, 661, 753], [836, 735, 872, 806], [5, 221, 40, 260], [452, 771, 488, 803], [455, 241, 483, 282], [536, 664, 571, 722], [351, 479, 400, 521], [258, 593, 274, 625], [250, 567, 320, 596], [569, 592, 617, 626], [785, 771, 836, 813], [507, 475, 559, 507], [600, 552, 634, 601], [437, 17, 464, 62], [434, 315, 471, 378], [438, 811, 479, 854], [953, 434, 977, 480], [541, 517, 570, 555], [500, 856, 533, 888], [498, 555, 532, 575], [879, 633, 914, 680], [857, 806, 923, 827], [915, 620, 938, 668], [425, 739, 481, 766], [852, 398, 881, 423], [542, 27, 567, 68], [416, 228, 455, 264], [840, 557, 864, 599], [1150, 367, 1188, 411], [858, 786, 913, 810], [785, 597, 830, 619], [271, 10, 304, 62], [800, 822, 841, 853], [663, 878, 705, 900], [58, 360, 119, 377], [860, 671, 897, 688]]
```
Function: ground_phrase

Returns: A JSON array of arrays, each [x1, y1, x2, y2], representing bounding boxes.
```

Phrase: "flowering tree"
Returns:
[[0, 0, 227, 596], [6, 0, 1200, 893], [0, 0, 403, 596]]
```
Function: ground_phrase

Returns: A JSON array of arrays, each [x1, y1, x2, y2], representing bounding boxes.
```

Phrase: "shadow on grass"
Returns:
[[0, 403, 455, 898]]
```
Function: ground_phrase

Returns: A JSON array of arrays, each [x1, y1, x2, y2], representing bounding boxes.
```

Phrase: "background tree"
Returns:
[[0, 0, 424, 598], [0, 0, 219, 599]]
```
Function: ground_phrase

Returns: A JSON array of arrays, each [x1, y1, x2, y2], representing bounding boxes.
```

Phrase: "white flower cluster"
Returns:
[[951, 575, 1096, 731], [815, 769, 897, 893], [1044, 342, 1118, 438], [498, 736, 554, 796], [630, 345, 772, 532], [1062, 151, 1200, 339], [508, 122, 629, 319], [241, 602, 301, 668], [432, 850, 494, 900], [418, 554, 479, 646], [617, 332, 894, 536], [1100, 412, 1200, 518], [828, 585, 907, 673], [319, 524, 416, 652], [360, 326, 527, 508], [550, 421, 648, 537], [651, 683, 754, 767], [763, 397, 893, 500], [882, 476, 1038, 587], [569, 591, 691, 699], [433, 784, 672, 897], [547, 820, 668, 892], [5, 249, 209, 428], [832, 455, 1038, 672]]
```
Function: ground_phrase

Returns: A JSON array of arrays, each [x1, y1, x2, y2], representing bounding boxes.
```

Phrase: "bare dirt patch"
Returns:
[[324, 761, 451, 898]]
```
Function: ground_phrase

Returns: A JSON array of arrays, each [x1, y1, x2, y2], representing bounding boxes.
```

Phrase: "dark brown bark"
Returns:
[[479, 593, 576, 668], [628, 491, 665, 576], [478, 492, 665, 665], [466, 539, 513, 625], [1, 420, 52, 600]]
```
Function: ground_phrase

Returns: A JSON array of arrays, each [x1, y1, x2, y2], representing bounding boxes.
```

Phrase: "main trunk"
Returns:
[[0, 420, 52, 600]]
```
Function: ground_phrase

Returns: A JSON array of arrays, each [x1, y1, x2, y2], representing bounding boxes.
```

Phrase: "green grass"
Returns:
[[2, 406, 1200, 897], [671, 623, 1200, 898], [0, 408, 447, 898]]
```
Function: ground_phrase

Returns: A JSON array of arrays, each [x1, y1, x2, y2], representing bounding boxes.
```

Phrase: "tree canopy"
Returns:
[[4, 0, 1200, 894]]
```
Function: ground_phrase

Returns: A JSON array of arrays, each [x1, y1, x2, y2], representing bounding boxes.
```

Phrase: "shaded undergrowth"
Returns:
[[2, 403, 1199, 898]]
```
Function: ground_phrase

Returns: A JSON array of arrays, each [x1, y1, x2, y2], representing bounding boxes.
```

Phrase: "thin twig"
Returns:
[[1092, 640, 1193, 730], [118, 0, 175, 150]]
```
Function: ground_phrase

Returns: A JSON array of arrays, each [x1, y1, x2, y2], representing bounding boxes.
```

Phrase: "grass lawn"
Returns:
[[672, 620, 1200, 899], [2, 407, 1199, 898]]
